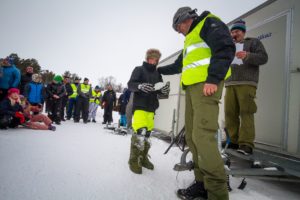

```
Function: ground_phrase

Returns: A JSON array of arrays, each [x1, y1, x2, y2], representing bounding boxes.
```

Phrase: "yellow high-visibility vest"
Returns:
[[80, 83, 91, 93], [181, 13, 231, 86], [89, 90, 101, 104], [69, 84, 78, 99]]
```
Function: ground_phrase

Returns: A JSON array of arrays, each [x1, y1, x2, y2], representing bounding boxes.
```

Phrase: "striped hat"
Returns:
[[231, 19, 246, 32]]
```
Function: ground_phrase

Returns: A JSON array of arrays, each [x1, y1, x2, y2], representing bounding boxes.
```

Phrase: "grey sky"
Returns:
[[0, 0, 266, 86]]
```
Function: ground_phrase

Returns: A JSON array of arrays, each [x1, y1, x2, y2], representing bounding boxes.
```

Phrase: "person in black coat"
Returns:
[[118, 88, 129, 126], [20, 66, 33, 95], [60, 75, 71, 121], [74, 78, 92, 123], [101, 84, 116, 124], [45, 75, 65, 125], [127, 48, 170, 174]]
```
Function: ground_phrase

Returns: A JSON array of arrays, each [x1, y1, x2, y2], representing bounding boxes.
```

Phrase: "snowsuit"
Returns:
[[158, 11, 235, 200], [74, 83, 92, 122], [46, 82, 65, 124], [0, 98, 24, 129], [88, 89, 101, 121], [225, 37, 268, 149], [102, 90, 116, 124], [0, 64, 21, 101]]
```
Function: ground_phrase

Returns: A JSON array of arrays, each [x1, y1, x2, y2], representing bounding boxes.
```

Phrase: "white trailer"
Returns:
[[155, 0, 300, 160]]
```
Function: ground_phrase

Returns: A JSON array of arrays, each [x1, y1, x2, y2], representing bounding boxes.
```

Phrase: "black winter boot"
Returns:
[[177, 181, 208, 200]]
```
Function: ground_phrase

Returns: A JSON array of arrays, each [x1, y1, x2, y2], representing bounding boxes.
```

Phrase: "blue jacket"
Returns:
[[0, 65, 21, 89], [24, 82, 44, 104]]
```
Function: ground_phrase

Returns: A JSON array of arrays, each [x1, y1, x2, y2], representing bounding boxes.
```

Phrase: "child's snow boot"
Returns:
[[128, 134, 143, 174], [141, 139, 154, 170]]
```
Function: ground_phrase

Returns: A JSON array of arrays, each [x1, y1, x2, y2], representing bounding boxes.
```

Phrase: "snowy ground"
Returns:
[[1, 110, 300, 200]]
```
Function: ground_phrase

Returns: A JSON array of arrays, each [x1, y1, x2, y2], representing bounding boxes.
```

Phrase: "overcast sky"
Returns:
[[0, 0, 266, 86]]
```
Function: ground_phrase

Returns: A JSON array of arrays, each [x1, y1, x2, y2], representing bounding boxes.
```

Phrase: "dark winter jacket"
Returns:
[[225, 37, 268, 87], [65, 83, 74, 97], [46, 82, 66, 100], [24, 82, 45, 104], [0, 65, 21, 89], [102, 90, 116, 107], [157, 11, 235, 85], [0, 98, 23, 117], [123, 89, 131, 104], [20, 73, 33, 94], [128, 62, 163, 112]]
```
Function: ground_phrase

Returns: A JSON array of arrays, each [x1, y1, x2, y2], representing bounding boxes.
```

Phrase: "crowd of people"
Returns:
[[0, 58, 131, 131]]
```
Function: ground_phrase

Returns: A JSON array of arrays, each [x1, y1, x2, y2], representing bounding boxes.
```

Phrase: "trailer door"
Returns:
[[246, 11, 291, 150]]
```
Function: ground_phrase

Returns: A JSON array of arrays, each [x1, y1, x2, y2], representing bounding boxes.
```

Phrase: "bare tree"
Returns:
[[98, 76, 123, 92]]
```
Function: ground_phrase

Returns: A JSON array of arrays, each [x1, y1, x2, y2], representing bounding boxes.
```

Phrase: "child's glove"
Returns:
[[138, 83, 155, 93], [15, 112, 25, 124]]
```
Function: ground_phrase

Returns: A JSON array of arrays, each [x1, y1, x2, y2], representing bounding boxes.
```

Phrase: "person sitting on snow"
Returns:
[[22, 101, 56, 131], [0, 88, 25, 129], [127, 48, 170, 174]]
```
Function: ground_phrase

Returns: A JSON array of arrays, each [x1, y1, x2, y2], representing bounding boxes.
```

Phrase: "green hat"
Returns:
[[53, 75, 63, 83]]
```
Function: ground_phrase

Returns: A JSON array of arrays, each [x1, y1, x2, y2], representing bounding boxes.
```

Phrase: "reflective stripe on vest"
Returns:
[[80, 84, 90, 93], [69, 84, 78, 99], [183, 42, 209, 58], [89, 90, 101, 104], [181, 13, 231, 86]]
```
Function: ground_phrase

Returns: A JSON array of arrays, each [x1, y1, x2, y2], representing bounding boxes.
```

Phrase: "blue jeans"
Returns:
[[67, 98, 77, 119]]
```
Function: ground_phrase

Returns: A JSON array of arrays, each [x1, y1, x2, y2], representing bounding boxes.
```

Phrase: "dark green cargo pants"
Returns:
[[185, 82, 228, 200], [224, 85, 257, 148]]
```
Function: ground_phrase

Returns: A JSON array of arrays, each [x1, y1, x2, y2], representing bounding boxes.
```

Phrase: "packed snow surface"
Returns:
[[1, 112, 300, 200]]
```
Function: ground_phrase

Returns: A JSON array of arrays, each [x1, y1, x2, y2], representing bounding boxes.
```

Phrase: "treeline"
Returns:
[[3, 53, 124, 92]]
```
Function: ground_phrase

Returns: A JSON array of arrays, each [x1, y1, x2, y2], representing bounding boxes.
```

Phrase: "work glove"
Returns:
[[15, 112, 25, 124], [160, 83, 170, 95], [138, 83, 155, 93]]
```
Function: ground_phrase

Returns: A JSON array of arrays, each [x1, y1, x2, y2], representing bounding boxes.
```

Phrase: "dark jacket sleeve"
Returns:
[[113, 91, 117, 106], [102, 91, 107, 102], [88, 87, 92, 99], [46, 84, 53, 98], [24, 83, 31, 99], [58, 85, 66, 98], [157, 52, 183, 75], [65, 84, 73, 96], [201, 17, 236, 84], [127, 67, 143, 92], [12, 66, 21, 88], [244, 38, 268, 66]]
